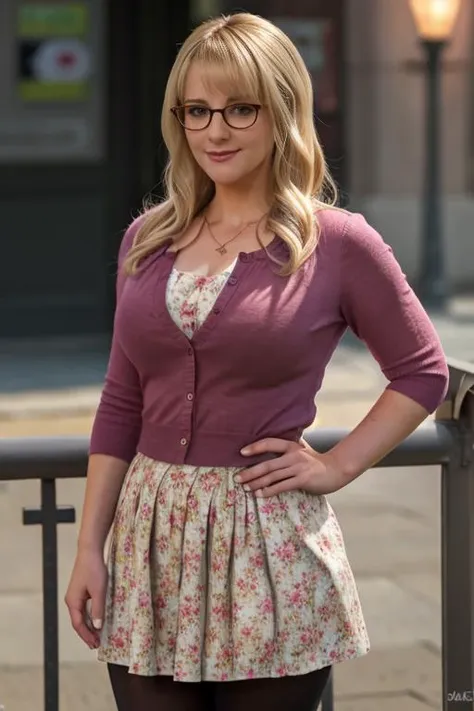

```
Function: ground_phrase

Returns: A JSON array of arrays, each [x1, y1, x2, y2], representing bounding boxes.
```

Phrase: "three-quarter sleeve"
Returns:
[[89, 218, 144, 463], [340, 213, 449, 413]]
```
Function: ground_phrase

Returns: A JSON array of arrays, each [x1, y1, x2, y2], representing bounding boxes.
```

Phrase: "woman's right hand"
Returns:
[[65, 548, 108, 650]]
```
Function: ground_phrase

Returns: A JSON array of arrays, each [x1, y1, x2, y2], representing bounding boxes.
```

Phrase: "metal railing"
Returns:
[[1, 358, 474, 711]]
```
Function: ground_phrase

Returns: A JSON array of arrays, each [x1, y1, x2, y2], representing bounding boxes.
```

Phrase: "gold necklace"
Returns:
[[204, 215, 262, 255]]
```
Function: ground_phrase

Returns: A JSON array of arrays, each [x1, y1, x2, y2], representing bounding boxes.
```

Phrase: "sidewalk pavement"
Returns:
[[1, 304, 474, 710]]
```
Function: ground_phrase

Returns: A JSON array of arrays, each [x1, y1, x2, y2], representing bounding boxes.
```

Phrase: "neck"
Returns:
[[206, 177, 272, 228]]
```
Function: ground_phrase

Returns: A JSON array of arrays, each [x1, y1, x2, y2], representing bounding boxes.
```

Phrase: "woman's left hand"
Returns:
[[235, 437, 345, 498]]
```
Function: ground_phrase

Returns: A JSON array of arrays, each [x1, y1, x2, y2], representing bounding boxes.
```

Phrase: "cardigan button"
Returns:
[[228, 277, 237, 286], [180, 437, 188, 446]]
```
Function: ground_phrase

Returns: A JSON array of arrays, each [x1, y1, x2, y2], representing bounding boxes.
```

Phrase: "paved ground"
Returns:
[[1, 300, 474, 710]]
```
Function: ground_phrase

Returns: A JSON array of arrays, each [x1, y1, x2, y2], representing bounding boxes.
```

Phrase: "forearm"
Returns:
[[77, 454, 129, 553], [326, 389, 430, 485]]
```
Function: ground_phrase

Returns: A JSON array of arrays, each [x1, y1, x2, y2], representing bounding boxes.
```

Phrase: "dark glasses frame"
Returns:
[[170, 103, 262, 131]]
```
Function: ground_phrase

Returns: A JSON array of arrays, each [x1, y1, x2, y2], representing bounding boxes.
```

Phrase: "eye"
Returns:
[[227, 104, 253, 115], [185, 105, 209, 117]]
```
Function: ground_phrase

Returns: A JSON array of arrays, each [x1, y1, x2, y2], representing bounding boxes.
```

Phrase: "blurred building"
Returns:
[[0, 0, 472, 340]]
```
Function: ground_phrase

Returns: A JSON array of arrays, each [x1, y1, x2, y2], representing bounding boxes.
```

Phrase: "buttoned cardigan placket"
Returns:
[[153, 243, 257, 456]]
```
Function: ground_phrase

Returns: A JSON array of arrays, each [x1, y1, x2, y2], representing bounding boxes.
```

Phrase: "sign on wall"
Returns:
[[18, 3, 88, 35], [17, 3, 91, 101], [0, 0, 104, 162]]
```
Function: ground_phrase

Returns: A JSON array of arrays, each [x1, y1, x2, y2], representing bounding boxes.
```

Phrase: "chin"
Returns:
[[205, 169, 248, 185], [212, 174, 249, 186]]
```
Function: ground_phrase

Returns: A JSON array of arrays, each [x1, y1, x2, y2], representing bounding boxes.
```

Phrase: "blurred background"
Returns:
[[1, 1, 474, 710], [0, 0, 473, 391]]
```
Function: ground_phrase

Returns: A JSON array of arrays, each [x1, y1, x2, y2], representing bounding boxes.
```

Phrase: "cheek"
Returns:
[[185, 134, 203, 161], [248, 132, 274, 162], [248, 120, 274, 159]]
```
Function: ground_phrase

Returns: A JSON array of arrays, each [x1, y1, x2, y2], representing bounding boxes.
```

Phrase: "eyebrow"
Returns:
[[182, 96, 249, 104]]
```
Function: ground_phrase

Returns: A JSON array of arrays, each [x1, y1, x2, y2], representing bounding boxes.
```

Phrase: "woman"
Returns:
[[65, 12, 449, 711]]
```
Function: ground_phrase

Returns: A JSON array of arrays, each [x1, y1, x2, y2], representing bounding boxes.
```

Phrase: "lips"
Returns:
[[206, 150, 240, 162]]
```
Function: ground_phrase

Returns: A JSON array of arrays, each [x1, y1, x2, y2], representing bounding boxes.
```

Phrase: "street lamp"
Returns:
[[409, 0, 461, 311]]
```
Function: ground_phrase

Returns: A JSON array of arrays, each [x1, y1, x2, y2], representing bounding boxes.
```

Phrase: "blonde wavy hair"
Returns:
[[124, 12, 339, 277]]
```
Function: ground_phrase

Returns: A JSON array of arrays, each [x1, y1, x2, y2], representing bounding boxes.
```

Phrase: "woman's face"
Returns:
[[180, 61, 274, 188]]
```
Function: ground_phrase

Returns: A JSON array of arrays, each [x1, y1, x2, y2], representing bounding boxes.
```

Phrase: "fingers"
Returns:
[[240, 438, 300, 457], [235, 451, 296, 485], [238, 465, 298, 496], [90, 586, 106, 633], [66, 596, 100, 649], [255, 476, 307, 498]]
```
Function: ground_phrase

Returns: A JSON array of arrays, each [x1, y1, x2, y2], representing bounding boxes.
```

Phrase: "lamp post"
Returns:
[[409, 0, 461, 311]]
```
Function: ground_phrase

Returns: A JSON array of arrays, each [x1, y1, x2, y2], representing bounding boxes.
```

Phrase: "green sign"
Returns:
[[19, 81, 88, 101], [18, 3, 88, 37]]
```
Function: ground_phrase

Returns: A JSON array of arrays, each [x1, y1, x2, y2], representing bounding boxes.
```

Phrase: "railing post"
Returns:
[[440, 389, 474, 710], [23, 479, 75, 711]]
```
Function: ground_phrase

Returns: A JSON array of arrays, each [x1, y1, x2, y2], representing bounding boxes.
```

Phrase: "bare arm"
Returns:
[[77, 454, 129, 553], [65, 453, 128, 648], [326, 389, 429, 485]]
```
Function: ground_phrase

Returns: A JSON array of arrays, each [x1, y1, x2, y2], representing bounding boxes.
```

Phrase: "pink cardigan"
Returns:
[[89, 208, 449, 467]]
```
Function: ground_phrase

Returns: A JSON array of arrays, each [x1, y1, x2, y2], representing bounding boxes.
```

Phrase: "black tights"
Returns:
[[108, 663, 331, 711]]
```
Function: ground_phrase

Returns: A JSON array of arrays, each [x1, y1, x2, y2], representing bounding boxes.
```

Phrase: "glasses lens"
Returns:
[[176, 104, 258, 130], [224, 104, 258, 128], [180, 106, 210, 129]]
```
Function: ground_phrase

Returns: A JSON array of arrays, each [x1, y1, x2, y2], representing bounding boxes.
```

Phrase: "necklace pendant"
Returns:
[[216, 245, 227, 255]]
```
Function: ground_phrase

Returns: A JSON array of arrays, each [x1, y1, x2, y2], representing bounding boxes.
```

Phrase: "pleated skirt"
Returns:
[[97, 453, 370, 681]]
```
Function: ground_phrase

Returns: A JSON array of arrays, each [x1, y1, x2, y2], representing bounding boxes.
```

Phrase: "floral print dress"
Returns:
[[97, 259, 370, 681]]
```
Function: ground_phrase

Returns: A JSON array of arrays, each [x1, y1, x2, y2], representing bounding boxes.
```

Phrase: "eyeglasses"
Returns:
[[171, 103, 261, 131]]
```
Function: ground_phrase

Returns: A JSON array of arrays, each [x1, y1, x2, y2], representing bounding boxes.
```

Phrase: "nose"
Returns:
[[207, 111, 231, 142]]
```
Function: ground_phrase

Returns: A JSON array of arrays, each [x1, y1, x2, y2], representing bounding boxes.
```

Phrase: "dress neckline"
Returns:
[[172, 257, 238, 278]]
